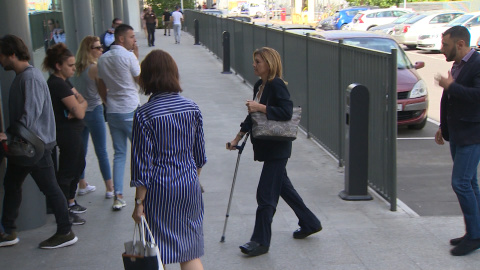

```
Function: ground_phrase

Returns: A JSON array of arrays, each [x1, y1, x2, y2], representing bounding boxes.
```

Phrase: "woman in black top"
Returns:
[[227, 47, 322, 256], [43, 43, 88, 225]]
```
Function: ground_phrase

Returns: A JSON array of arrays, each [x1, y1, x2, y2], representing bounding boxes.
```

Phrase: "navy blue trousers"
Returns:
[[250, 158, 321, 246]]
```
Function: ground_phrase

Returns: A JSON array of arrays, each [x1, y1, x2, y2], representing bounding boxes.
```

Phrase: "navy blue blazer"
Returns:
[[440, 51, 480, 146], [240, 77, 293, 161]]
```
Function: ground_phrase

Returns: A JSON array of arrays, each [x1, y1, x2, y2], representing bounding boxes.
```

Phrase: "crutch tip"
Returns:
[[220, 236, 225, 242]]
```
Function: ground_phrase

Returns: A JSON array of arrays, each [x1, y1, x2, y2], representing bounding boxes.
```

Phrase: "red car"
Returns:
[[312, 31, 428, 129]]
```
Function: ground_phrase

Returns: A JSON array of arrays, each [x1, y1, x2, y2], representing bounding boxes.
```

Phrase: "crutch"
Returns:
[[220, 132, 250, 243]]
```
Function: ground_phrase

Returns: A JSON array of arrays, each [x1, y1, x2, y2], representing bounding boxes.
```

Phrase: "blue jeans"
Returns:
[[107, 111, 134, 195], [81, 104, 111, 181], [450, 142, 480, 239]]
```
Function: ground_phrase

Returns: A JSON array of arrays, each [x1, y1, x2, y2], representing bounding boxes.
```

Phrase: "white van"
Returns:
[[241, 2, 266, 18]]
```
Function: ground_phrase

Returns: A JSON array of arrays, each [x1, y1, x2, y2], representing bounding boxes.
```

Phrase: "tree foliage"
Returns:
[[145, 0, 195, 15]]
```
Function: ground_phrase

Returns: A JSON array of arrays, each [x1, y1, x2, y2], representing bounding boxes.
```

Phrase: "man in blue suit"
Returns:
[[435, 25, 480, 256]]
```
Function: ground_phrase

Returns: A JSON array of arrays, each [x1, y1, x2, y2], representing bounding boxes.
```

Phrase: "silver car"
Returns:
[[391, 10, 464, 49]]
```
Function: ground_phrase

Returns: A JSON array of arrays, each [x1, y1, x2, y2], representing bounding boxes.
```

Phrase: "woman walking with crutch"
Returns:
[[226, 47, 322, 257]]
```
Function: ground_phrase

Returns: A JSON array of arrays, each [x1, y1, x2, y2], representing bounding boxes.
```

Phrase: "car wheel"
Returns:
[[408, 118, 427, 130], [406, 45, 417, 50], [340, 24, 348, 30]]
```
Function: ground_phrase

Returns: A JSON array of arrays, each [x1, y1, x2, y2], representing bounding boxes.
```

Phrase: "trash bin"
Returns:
[[281, 8, 286, 21]]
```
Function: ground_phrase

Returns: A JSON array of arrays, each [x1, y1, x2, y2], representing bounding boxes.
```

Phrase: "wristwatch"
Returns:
[[135, 198, 144, 205]]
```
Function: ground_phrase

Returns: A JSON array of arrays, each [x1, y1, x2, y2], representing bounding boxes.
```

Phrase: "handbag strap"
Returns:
[[141, 216, 157, 246], [131, 222, 142, 255]]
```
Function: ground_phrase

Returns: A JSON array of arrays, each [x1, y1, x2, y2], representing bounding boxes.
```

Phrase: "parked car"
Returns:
[[201, 9, 224, 16], [317, 15, 337, 30], [273, 24, 316, 35], [392, 10, 464, 49], [369, 12, 421, 35], [332, 6, 378, 30], [227, 15, 252, 22], [417, 11, 480, 52], [311, 31, 428, 129], [350, 8, 412, 31]]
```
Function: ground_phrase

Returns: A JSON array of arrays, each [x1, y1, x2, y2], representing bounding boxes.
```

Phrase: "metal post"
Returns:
[[339, 84, 373, 201], [194, 19, 200, 45], [222, 31, 232, 74], [0, 0, 47, 231]]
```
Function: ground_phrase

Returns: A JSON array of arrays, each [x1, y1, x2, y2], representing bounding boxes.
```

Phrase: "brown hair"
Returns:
[[42, 43, 73, 72], [139, 50, 182, 95], [253, 47, 286, 83], [0, 35, 30, 61], [76, 36, 100, 75]]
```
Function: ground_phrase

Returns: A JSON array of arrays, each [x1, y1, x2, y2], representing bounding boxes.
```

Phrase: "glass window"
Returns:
[[342, 38, 413, 69]]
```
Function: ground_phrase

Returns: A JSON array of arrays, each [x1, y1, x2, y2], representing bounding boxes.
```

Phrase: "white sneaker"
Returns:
[[77, 184, 96, 196], [112, 196, 126, 211], [105, 191, 114, 199]]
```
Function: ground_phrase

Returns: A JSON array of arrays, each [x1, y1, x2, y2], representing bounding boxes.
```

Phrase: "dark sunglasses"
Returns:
[[91, 46, 103, 50]]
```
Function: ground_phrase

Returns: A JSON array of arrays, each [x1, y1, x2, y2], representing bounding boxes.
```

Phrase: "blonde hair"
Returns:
[[75, 36, 100, 75], [253, 47, 286, 84]]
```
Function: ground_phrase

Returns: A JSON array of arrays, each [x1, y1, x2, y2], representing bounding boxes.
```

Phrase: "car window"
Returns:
[[404, 14, 426, 24], [430, 13, 458, 24], [341, 38, 413, 69], [377, 11, 393, 18], [393, 11, 407, 17], [469, 16, 480, 27], [447, 14, 473, 26], [346, 10, 361, 17], [366, 13, 375, 18]]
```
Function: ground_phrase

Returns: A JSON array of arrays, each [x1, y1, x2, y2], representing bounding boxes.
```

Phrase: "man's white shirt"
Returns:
[[172, 11, 183, 25], [97, 45, 140, 113]]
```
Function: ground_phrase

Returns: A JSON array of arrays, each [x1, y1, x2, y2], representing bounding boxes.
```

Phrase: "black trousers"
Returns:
[[56, 127, 85, 201], [1, 149, 71, 234], [250, 158, 321, 247], [147, 23, 156, 45]]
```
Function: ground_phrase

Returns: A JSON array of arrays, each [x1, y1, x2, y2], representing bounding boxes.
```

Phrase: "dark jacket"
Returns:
[[240, 77, 293, 161], [440, 51, 480, 145]]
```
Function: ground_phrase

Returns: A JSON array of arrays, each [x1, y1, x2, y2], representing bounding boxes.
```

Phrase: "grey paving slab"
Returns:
[[1, 30, 480, 270]]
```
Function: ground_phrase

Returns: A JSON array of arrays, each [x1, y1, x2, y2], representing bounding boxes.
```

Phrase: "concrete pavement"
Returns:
[[1, 30, 479, 270]]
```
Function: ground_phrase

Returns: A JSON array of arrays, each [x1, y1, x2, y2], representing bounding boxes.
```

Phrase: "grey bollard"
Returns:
[[339, 84, 373, 201], [194, 19, 200, 45], [221, 31, 232, 74]]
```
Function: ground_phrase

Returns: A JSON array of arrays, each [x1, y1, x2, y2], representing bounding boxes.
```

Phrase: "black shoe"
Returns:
[[164, 33, 166, 36], [450, 235, 465, 246], [450, 238, 480, 256], [69, 212, 86, 225], [239, 241, 269, 256], [293, 226, 322, 239]]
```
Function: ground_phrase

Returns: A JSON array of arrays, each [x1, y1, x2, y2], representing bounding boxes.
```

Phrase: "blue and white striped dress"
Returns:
[[131, 92, 207, 264]]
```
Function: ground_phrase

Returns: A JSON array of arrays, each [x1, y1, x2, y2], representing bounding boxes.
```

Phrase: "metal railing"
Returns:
[[185, 10, 397, 211]]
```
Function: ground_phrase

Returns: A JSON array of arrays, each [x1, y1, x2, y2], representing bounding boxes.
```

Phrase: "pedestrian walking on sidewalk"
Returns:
[[0, 35, 77, 249], [162, 8, 172, 36], [227, 47, 322, 257], [75, 36, 114, 199], [43, 43, 88, 226], [435, 25, 480, 256], [144, 6, 158, 47], [97, 24, 140, 211], [131, 50, 207, 269], [172, 6, 183, 44]]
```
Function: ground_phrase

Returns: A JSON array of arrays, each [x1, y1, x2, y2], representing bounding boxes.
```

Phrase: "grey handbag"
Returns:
[[251, 107, 301, 141]]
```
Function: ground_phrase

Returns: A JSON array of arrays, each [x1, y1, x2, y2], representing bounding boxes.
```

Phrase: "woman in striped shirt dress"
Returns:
[[131, 50, 207, 270]]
